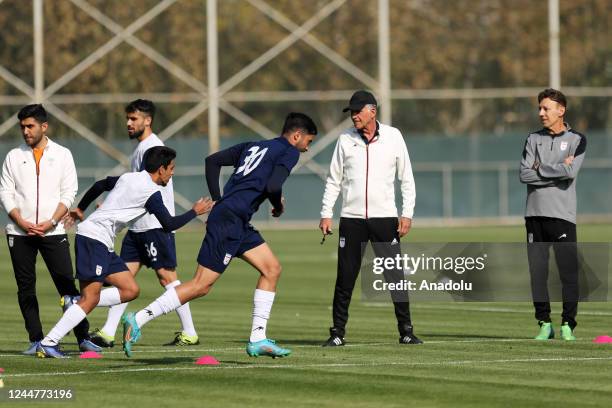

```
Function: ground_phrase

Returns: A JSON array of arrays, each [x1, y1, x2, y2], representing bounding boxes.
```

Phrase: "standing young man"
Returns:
[[122, 112, 317, 358], [0, 104, 99, 354], [89, 99, 200, 348], [36, 147, 212, 357], [319, 90, 422, 346], [519, 88, 586, 341]]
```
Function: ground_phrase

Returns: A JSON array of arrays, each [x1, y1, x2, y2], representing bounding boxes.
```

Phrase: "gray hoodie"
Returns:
[[519, 125, 587, 224]]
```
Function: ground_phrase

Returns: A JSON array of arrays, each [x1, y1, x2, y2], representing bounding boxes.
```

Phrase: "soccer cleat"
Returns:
[[121, 312, 141, 358], [399, 333, 424, 345], [560, 323, 576, 341], [535, 321, 554, 340], [60, 294, 80, 312], [246, 339, 291, 358], [79, 339, 103, 352], [89, 328, 115, 348], [322, 327, 345, 347], [163, 332, 200, 346], [36, 343, 69, 358], [22, 341, 41, 355]]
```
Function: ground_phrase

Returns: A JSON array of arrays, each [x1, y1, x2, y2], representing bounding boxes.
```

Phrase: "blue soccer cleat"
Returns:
[[79, 339, 103, 353], [60, 295, 81, 312], [246, 339, 291, 358], [36, 343, 69, 358], [22, 341, 41, 355], [121, 312, 141, 358]]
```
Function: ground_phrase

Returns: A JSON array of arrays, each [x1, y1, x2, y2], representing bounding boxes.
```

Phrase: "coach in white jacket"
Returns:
[[319, 90, 422, 346], [0, 104, 97, 354]]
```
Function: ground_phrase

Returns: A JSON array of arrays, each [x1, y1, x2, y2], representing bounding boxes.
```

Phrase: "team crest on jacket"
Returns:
[[95, 265, 103, 276], [339, 237, 345, 248], [560, 141, 568, 151], [8, 236, 13, 247], [223, 253, 232, 265]]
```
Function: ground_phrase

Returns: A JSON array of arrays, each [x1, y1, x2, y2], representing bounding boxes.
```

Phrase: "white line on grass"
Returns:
[[5, 356, 612, 378], [0, 338, 534, 359]]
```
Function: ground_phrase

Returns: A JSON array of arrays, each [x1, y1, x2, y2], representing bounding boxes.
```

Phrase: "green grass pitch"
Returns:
[[1, 225, 611, 407]]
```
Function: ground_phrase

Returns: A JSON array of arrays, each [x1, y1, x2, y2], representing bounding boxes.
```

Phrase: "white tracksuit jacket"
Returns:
[[0, 138, 77, 236], [320, 122, 415, 219]]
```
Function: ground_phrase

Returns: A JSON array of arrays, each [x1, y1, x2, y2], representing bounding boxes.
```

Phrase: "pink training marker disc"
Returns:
[[195, 355, 220, 365], [79, 351, 103, 359], [592, 335, 612, 344]]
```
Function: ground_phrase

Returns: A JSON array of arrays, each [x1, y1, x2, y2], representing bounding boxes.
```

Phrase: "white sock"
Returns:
[[102, 302, 129, 338], [135, 287, 182, 328], [97, 287, 122, 307], [249, 289, 275, 342], [41, 305, 87, 346], [166, 280, 197, 337]]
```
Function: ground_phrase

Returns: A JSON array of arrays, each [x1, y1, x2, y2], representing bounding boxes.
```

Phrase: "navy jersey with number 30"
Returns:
[[211, 137, 299, 220]]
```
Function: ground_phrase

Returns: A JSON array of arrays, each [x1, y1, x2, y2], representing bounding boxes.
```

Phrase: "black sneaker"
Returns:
[[322, 327, 345, 347], [399, 333, 423, 344]]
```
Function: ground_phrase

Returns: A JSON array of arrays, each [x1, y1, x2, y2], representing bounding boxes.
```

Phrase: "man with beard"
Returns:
[[0, 104, 100, 354], [88, 100, 200, 348]]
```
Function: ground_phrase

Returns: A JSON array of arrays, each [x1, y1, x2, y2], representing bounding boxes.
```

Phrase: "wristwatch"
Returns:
[[51, 218, 58, 227]]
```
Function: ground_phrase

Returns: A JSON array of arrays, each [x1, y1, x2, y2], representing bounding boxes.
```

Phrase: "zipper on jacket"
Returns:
[[365, 144, 369, 219], [35, 162, 40, 224]]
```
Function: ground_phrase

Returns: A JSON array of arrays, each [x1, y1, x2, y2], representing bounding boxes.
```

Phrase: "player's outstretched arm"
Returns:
[[145, 191, 213, 232], [78, 176, 120, 211], [63, 176, 119, 229]]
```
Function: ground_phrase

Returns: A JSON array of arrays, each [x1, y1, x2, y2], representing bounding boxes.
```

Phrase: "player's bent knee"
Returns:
[[128, 285, 140, 301], [194, 283, 212, 297], [121, 285, 140, 302], [262, 263, 282, 280]]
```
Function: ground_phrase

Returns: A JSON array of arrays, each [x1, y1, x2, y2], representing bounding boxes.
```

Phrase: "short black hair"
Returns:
[[538, 88, 567, 108], [281, 112, 318, 136], [17, 104, 48, 124], [143, 146, 176, 173], [125, 99, 156, 122]]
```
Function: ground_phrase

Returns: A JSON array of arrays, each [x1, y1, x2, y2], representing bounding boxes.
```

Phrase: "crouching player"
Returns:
[[36, 146, 212, 357], [122, 112, 317, 358]]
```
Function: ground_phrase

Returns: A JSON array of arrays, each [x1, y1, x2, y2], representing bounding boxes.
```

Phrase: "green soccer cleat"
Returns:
[[535, 321, 554, 340], [121, 312, 141, 358], [246, 339, 291, 358], [163, 332, 200, 346], [560, 323, 576, 341], [89, 328, 115, 348]]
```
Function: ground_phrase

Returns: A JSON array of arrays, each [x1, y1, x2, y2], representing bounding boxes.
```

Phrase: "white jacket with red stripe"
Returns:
[[0, 138, 77, 235], [320, 122, 416, 219]]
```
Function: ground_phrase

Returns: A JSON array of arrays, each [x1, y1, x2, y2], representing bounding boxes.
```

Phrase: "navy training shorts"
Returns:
[[196, 204, 265, 273], [120, 229, 177, 270], [75, 235, 128, 282]]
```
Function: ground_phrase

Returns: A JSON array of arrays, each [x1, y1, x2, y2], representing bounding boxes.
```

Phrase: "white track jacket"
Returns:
[[320, 122, 416, 219], [0, 138, 77, 235]]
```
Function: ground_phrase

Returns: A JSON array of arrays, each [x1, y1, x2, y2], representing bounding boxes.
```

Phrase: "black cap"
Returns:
[[342, 90, 377, 112]]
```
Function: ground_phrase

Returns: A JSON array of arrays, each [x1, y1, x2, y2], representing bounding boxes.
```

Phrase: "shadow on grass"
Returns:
[[216, 360, 251, 365], [119, 356, 198, 365], [0, 349, 27, 355]]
